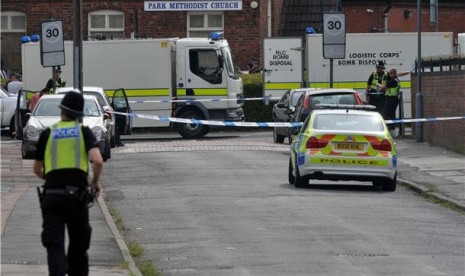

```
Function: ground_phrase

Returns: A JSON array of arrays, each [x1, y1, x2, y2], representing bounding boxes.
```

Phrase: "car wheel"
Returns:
[[381, 174, 397, 192], [273, 128, 285, 143], [21, 142, 33, 159], [288, 157, 295, 184], [294, 159, 308, 188], [177, 110, 209, 139]]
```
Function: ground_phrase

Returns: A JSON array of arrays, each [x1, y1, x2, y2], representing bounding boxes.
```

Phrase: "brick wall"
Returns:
[[343, 3, 465, 36], [411, 72, 465, 153]]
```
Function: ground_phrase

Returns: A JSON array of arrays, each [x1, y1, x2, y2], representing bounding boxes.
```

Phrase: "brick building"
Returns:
[[1, 0, 465, 73]]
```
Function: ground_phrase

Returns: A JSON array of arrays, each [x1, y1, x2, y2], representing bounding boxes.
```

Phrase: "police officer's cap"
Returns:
[[376, 60, 386, 69], [59, 91, 84, 118]]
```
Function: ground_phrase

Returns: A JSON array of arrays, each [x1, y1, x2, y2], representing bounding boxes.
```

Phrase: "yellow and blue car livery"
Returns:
[[289, 107, 398, 191]]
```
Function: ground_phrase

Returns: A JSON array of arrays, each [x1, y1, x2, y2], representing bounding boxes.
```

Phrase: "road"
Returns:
[[102, 131, 464, 276]]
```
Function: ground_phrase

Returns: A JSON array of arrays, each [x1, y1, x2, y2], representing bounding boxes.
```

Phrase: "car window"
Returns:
[[310, 93, 357, 106], [83, 99, 101, 117], [83, 91, 108, 108], [290, 91, 304, 107], [34, 98, 101, 117], [314, 114, 384, 132], [278, 90, 290, 105], [34, 99, 61, 116], [294, 94, 305, 119]]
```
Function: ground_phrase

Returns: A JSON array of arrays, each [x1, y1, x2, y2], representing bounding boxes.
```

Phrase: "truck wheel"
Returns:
[[177, 110, 209, 139], [288, 157, 295, 184], [273, 128, 285, 143]]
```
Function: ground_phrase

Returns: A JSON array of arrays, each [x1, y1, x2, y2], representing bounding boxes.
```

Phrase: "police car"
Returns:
[[288, 104, 397, 191]]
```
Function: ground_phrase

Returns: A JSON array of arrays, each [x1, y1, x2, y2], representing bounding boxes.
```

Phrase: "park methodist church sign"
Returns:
[[144, 1, 243, 11]]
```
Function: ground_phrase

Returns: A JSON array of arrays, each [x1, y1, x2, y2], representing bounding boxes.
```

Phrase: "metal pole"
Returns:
[[329, 59, 333, 88], [73, 0, 83, 92], [415, 0, 423, 142]]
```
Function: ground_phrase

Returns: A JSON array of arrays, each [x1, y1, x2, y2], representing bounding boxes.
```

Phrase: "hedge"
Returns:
[[241, 73, 274, 122]]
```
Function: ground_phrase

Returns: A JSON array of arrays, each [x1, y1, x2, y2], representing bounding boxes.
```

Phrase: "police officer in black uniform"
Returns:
[[33, 91, 104, 276]]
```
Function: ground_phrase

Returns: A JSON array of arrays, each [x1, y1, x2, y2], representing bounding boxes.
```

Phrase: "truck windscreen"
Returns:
[[221, 47, 240, 80]]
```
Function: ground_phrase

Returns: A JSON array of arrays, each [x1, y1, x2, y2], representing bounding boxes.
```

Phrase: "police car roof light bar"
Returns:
[[315, 104, 377, 111]]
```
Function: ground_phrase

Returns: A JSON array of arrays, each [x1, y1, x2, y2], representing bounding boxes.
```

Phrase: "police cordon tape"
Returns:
[[110, 111, 465, 128]]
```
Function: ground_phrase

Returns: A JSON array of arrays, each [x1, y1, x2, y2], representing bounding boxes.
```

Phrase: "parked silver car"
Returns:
[[55, 86, 116, 147], [0, 87, 17, 134], [21, 94, 112, 161]]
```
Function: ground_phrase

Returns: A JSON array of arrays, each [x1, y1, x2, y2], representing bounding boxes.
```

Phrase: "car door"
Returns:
[[15, 89, 36, 140], [111, 88, 132, 135], [273, 90, 290, 122]]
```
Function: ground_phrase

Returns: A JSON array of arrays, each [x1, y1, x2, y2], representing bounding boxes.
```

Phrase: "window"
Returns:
[[1, 11, 26, 32], [189, 49, 223, 84], [187, 12, 223, 38], [88, 10, 124, 40]]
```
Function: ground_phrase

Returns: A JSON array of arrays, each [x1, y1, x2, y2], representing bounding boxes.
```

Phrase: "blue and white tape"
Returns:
[[112, 111, 465, 128]]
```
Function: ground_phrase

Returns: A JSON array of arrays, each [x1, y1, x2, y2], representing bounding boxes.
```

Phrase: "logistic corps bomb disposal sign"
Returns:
[[337, 51, 402, 66]]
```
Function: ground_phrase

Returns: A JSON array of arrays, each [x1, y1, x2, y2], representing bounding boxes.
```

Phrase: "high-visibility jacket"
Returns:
[[385, 77, 400, 97], [44, 121, 88, 175], [50, 78, 66, 94], [369, 71, 388, 91]]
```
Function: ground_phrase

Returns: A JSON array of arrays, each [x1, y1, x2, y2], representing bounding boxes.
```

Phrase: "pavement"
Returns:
[[1, 134, 464, 275]]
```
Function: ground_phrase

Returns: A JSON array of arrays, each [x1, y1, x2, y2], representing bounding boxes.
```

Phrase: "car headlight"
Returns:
[[91, 126, 104, 139], [25, 126, 41, 140]]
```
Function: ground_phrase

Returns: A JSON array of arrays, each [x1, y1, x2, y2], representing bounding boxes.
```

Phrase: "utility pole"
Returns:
[[73, 0, 83, 92], [415, 0, 423, 142]]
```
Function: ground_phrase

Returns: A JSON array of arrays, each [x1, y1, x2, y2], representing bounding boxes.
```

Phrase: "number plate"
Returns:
[[334, 142, 364, 151]]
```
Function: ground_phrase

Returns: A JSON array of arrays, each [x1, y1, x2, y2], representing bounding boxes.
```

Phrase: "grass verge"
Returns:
[[106, 202, 161, 276]]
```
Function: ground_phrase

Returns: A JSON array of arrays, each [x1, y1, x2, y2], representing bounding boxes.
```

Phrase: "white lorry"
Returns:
[[21, 33, 244, 138], [264, 32, 454, 118]]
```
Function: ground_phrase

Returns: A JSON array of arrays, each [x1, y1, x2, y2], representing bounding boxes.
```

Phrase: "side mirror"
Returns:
[[277, 103, 286, 108], [103, 113, 110, 120], [284, 109, 294, 115]]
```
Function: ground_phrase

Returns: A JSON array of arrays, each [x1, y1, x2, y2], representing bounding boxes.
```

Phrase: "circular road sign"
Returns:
[[323, 13, 346, 44]]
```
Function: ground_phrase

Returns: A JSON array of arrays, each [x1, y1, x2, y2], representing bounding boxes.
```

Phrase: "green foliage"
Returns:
[[241, 73, 274, 122], [137, 261, 161, 276], [128, 241, 145, 257]]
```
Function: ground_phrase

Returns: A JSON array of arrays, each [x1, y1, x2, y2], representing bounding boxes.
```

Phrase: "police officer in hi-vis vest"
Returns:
[[33, 91, 103, 276], [378, 68, 410, 137], [366, 60, 389, 112], [46, 67, 66, 94]]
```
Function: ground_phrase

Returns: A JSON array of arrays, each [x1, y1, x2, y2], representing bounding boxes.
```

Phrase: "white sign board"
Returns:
[[41, 20, 65, 67], [263, 37, 303, 99], [323, 13, 346, 59], [144, 1, 242, 11]]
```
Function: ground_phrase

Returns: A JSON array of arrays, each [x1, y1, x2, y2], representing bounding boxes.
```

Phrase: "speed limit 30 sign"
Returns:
[[41, 20, 65, 67], [323, 13, 346, 59]]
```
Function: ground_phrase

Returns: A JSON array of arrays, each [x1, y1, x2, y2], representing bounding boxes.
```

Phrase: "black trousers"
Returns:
[[382, 96, 399, 130], [41, 193, 92, 276], [367, 92, 385, 113]]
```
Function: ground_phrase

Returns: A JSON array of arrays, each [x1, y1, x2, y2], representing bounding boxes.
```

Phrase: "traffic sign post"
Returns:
[[41, 20, 65, 67], [323, 13, 346, 87]]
